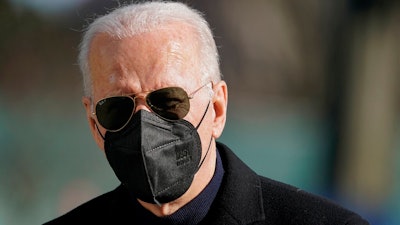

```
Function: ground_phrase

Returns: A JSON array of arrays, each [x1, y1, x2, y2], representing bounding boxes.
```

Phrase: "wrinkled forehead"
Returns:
[[88, 24, 203, 97]]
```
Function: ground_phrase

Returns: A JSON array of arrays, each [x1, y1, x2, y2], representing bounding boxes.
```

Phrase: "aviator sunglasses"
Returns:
[[93, 82, 211, 132]]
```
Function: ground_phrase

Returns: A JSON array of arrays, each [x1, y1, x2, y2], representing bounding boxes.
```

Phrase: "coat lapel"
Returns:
[[200, 142, 266, 225]]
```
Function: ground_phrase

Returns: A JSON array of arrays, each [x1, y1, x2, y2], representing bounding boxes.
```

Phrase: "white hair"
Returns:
[[78, 1, 221, 97]]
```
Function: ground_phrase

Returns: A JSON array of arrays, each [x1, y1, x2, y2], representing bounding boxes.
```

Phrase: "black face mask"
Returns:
[[102, 103, 211, 205]]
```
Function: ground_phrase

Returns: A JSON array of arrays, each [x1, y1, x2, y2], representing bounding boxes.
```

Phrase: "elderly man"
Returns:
[[45, 1, 369, 224]]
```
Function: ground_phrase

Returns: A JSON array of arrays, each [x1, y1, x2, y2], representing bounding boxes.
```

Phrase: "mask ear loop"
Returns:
[[193, 101, 213, 172], [195, 101, 210, 130], [95, 123, 106, 140], [196, 135, 213, 171]]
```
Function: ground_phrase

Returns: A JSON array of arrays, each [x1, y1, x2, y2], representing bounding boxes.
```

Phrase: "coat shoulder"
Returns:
[[43, 186, 128, 224], [258, 176, 370, 225]]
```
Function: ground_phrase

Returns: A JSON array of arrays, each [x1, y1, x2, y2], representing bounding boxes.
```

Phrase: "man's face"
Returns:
[[83, 25, 220, 160]]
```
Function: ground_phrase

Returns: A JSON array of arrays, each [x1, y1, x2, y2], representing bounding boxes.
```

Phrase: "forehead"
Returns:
[[88, 24, 201, 97]]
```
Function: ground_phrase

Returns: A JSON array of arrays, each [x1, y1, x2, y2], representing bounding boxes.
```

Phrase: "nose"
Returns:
[[133, 97, 151, 113]]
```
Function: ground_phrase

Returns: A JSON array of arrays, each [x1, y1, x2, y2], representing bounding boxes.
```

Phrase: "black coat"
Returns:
[[44, 142, 370, 225]]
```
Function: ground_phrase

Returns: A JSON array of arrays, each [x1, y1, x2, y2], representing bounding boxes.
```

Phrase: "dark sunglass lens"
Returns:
[[96, 96, 134, 130], [146, 87, 190, 120]]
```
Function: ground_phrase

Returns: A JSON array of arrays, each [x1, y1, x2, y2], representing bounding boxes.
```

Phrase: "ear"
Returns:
[[211, 80, 228, 139], [82, 96, 105, 151]]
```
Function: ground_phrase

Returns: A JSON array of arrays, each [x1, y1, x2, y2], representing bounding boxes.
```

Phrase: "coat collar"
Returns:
[[200, 142, 266, 225]]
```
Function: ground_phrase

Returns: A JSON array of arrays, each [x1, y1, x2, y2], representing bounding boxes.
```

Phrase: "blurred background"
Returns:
[[1, 0, 399, 224]]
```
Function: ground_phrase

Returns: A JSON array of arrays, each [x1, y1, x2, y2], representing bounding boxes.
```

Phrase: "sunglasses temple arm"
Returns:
[[189, 81, 213, 98]]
